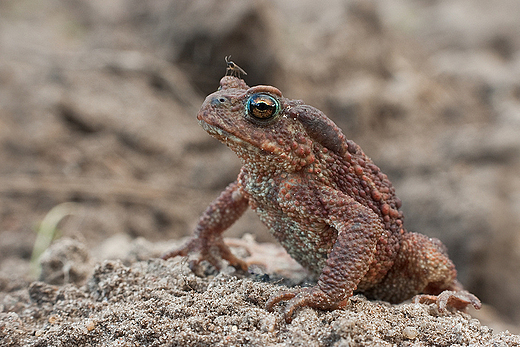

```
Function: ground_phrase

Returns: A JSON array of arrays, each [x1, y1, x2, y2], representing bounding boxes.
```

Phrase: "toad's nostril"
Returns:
[[211, 96, 228, 106]]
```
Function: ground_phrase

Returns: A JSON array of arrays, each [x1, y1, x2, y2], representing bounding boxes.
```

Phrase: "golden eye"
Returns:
[[247, 93, 279, 120]]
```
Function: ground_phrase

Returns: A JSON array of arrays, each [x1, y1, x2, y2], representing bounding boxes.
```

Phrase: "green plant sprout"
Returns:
[[30, 202, 79, 278]]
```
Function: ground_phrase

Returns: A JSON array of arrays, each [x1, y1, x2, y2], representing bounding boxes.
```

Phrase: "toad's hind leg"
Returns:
[[364, 232, 481, 311]]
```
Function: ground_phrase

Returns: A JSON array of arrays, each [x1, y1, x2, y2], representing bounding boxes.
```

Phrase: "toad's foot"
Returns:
[[161, 237, 248, 272], [413, 290, 481, 311], [266, 287, 347, 323]]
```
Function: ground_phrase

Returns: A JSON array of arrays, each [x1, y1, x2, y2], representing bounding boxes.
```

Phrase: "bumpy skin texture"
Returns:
[[163, 76, 481, 322]]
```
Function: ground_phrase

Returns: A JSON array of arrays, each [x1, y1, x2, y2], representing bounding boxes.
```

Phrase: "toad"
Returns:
[[163, 75, 481, 322]]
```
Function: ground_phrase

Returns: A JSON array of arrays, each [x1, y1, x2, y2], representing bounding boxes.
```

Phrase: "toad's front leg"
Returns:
[[266, 186, 385, 322], [162, 180, 249, 271]]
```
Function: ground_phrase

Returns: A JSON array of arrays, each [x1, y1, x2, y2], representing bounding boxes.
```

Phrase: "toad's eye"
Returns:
[[247, 93, 279, 120]]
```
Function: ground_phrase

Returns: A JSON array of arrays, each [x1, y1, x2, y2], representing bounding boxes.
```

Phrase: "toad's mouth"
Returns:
[[198, 117, 293, 165], [197, 118, 254, 151]]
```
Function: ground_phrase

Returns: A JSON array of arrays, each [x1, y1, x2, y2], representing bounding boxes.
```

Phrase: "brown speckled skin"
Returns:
[[163, 76, 481, 322]]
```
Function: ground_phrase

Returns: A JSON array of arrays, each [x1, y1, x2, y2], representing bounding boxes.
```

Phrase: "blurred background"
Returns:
[[1, 0, 520, 330]]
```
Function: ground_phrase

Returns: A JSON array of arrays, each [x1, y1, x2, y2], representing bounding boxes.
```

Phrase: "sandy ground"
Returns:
[[1, 237, 519, 346]]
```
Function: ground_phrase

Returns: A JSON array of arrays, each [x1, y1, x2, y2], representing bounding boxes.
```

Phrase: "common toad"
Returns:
[[163, 75, 481, 322]]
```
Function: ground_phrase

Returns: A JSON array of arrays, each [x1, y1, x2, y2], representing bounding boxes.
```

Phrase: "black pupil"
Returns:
[[248, 94, 278, 119], [257, 102, 270, 110]]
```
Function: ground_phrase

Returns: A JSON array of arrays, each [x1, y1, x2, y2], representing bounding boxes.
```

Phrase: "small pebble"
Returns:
[[86, 319, 96, 331], [403, 326, 418, 339]]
